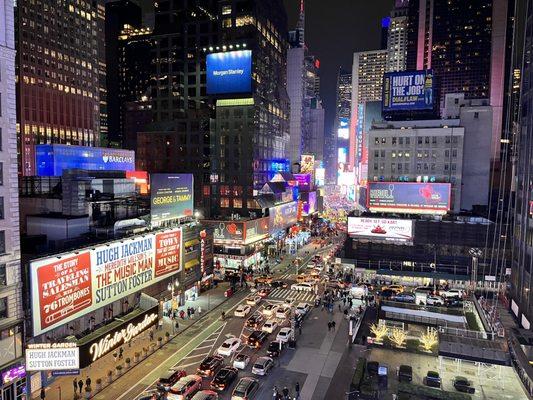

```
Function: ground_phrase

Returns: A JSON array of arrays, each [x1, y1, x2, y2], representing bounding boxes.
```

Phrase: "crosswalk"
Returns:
[[268, 288, 317, 302], [278, 272, 294, 280]]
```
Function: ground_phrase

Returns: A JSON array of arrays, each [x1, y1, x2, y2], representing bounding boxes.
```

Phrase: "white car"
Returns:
[[262, 304, 279, 317], [291, 282, 315, 292], [246, 296, 262, 306], [217, 338, 241, 357], [295, 303, 310, 315], [440, 288, 464, 299], [232, 354, 250, 370], [251, 356, 274, 376], [426, 295, 444, 306], [234, 305, 252, 318], [275, 306, 291, 320], [276, 327, 293, 343], [262, 319, 278, 334]]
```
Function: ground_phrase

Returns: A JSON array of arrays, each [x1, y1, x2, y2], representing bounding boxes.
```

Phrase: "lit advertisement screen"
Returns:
[[338, 148, 347, 164], [367, 182, 451, 214], [294, 174, 311, 190], [35, 144, 135, 177], [269, 202, 298, 232], [150, 174, 194, 224], [337, 117, 349, 139], [348, 217, 413, 244], [207, 50, 252, 94], [382, 70, 434, 111], [315, 168, 325, 186]]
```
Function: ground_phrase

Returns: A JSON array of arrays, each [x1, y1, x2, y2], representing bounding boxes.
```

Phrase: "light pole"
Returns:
[[469, 248, 482, 293]]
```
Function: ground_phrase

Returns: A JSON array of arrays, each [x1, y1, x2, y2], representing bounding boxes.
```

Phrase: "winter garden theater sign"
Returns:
[[78, 305, 159, 368]]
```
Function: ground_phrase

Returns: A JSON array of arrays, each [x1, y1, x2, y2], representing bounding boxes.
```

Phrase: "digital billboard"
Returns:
[[35, 144, 135, 177], [211, 221, 245, 242], [382, 70, 434, 112], [30, 228, 182, 335], [244, 217, 270, 243], [269, 202, 298, 232], [367, 182, 451, 214], [302, 191, 317, 215], [150, 174, 194, 224], [315, 168, 325, 186], [207, 50, 252, 94], [348, 217, 413, 244], [337, 117, 349, 139], [300, 154, 315, 174], [294, 173, 311, 190]]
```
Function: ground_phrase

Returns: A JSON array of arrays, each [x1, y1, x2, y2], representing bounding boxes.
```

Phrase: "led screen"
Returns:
[[207, 50, 252, 94], [382, 70, 435, 111], [367, 182, 451, 213]]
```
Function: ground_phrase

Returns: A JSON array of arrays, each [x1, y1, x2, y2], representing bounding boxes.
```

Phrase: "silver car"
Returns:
[[251, 356, 274, 376]]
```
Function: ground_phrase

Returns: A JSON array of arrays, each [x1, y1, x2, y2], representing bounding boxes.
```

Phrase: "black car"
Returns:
[[156, 369, 187, 391], [247, 330, 268, 348], [267, 340, 286, 357], [453, 377, 475, 394], [210, 366, 238, 391], [245, 313, 264, 329], [197, 355, 224, 377], [425, 371, 441, 388], [380, 289, 397, 298], [398, 365, 412, 383], [446, 298, 464, 308], [270, 280, 287, 288]]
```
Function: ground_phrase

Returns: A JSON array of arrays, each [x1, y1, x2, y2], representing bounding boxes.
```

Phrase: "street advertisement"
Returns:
[[1, 366, 25, 385], [315, 168, 325, 186], [150, 173, 194, 224], [78, 305, 159, 368], [300, 154, 315, 174], [382, 70, 434, 111], [206, 50, 252, 94], [269, 202, 298, 232], [348, 217, 414, 244], [244, 217, 270, 243], [30, 228, 183, 336], [211, 221, 245, 242], [35, 144, 135, 177], [302, 191, 317, 215], [294, 173, 311, 190], [367, 182, 451, 213], [26, 343, 79, 371], [337, 117, 349, 139]]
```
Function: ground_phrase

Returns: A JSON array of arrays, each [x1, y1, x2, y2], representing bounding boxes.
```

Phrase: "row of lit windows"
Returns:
[[19, 75, 95, 98], [21, 123, 95, 143]]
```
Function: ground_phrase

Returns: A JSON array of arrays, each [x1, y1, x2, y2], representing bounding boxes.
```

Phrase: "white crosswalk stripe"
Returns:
[[278, 273, 293, 280], [268, 288, 316, 303]]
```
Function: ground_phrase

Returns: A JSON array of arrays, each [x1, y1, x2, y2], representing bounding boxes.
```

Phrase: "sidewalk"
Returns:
[[34, 282, 238, 400]]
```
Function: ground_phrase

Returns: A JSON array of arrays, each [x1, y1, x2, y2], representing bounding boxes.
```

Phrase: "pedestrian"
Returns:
[[149, 329, 154, 341], [86, 377, 91, 388], [119, 347, 123, 359], [158, 318, 163, 330], [187, 308, 191, 319], [180, 309, 185, 319], [73, 378, 78, 394], [198, 306, 202, 315], [78, 379, 83, 394], [40, 388, 46, 400], [327, 321, 331, 331], [332, 320, 336, 330], [343, 297, 347, 306], [273, 386, 279, 399], [338, 304, 341, 312], [282, 387, 289, 399], [295, 382, 300, 399]]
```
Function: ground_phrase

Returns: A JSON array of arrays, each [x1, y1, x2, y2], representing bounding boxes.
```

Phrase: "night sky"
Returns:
[[283, 0, 392, 135]]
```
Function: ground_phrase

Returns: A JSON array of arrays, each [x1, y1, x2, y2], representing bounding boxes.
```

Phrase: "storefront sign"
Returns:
[[2, 366, 25, 385], [78, 306, 158, 368], [200, 230, 207, 274], [26, 343, 79, 371], [30, 228, 182, 336], [52, 370, 80, 377]]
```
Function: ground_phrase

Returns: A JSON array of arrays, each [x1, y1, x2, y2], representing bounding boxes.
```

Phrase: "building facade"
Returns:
[[386, 1, 409, 72], [0, 0, 26, 396], [15, 0, 102, 176]]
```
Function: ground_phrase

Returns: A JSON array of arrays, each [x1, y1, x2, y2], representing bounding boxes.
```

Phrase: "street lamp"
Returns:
[[469, 248, 482, 293]]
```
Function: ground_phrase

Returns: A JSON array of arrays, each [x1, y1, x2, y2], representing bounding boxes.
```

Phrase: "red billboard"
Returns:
[[367, 182, 451, 213], [154, 230, 181, 277]]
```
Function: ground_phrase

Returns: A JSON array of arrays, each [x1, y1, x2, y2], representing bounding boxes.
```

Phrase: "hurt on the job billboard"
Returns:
[[382, 70, 434, 111], [207, 50, 252, 94], [150, 173, 194, 224], [30, 228, 182, 336]]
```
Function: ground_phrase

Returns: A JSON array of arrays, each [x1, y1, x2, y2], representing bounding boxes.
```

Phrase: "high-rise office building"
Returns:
[[386, 1, 409, 72], [0, 0, 26, 393], [405, 0, 508, 160], [15, 0, 102, 176], [351, 50, 388, 106]]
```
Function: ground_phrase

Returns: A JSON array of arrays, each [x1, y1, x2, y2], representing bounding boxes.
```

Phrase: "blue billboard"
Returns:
[[35, 144, 135, 176], [367, 182, 451, 213], [207, 50, 252, 95], [382, 70, 434, 111]]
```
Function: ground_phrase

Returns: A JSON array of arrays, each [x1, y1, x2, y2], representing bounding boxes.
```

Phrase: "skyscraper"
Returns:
[[386, 1, 409, 72], [15, 0, 102, 176], [0, 0, 25, 392]]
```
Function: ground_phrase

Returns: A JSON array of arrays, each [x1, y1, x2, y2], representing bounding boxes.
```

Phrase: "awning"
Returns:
[[184, 238, 200, 247], [185, 258, 200, 269]]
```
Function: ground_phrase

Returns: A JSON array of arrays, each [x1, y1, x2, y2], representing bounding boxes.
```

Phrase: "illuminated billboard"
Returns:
[[337, 117, 349, 139], [212, 221, 245, 242], [207, 50, 252, 94], [315, 168, 325, 186], [35, 144, 135, 177], [348, 217, 413, 244], [294, 174, 311, 190], [269, 202, 298, 232], [302, 191, 317, 215], [30, 228, 183, 335], [367, 182, 451, 214], [150, 174, 194, 224], [300, 154, 315, 174], [382, 70, 434, 112]]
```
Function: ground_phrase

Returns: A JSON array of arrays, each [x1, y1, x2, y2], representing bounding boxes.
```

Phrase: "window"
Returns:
[[222, 18, 232, 28], [454, 98, 459, 104], [373, 163, 378, 171], [405, 164, 410, 172], [432, 137, 437, 144], [0, 297, 7, 318], [374, 150, 379, 158], [444, 164, 449, 171], [399, 137, 404, 145], [416, 163, 421, 171], [417, 137, 423, 145], [451, 163, 457, 171], [0, 265, 5, 286], [0, 231, 4, 254], [452, 149, 457, 158], [406, 137, 410, 145], [392, 137, 397, 145], [221, 5, 232, 14], [391, 163, 396, 172], [0, 128, 2, 151], [425, 136, 430, 144], [405, 152, 410, 158], [452, 136, 458, 145], [445, 150, 450, 157], [431, 163, 436, 171], [381, 137, 387, 144], [391, 152, 396, 158], [398, 163, 402, 170], [380, 150, 385, 158], [445, 136, 451, 144], [374, 137, 380, 145], [0, 198, 4, 220]]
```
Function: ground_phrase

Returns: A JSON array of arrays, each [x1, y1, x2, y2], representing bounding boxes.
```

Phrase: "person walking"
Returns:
[[40, 388, 46, 400], [119, 347, 124, 359], [78, 379, 83, 394], [282, 387, 289, 399], [327, 321, 331, 331], [149, 329, 154, 342], [295, 382, 300, 399], [86, 377, 91, 389], [332, 320, 336, 330], [73, 378, 78, 394], [198, 306, 202, 315]]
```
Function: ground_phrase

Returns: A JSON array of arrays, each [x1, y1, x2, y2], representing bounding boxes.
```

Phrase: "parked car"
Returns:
[[453, 376, 475, 394], [296, 274, 308, 283], [139, 390, 164, 400], [267, 340, 286, 357], [425, 371, 441, 388], [398, 365, 412, 383], [440, 288, 465, 299], [251, 356, 274, 376], [157, 369, 187, 392], [256, 275, 273, 284], [234, 305, 252, 318], [245, 313, 265, 329], [295, 303, 311, 315], [446, 298, 464, 308], [275, 306, 291, 319], [291, 282, 315, 292], [270, 280, 287, 289], [232, 354, 250, 370], [231, 377, 259, 400], [380, 289, 398, 298], [262, 304, 278, 317], [190, 390, 219, 400], [426, 295, 444, 306], [197, 355, 224, 377], [169, 375, 202, 399], [247, 330, 268, 348], [217, 338, 241, 357], [210, 367, 238, 392], [391, 293, 416, 303], [276, 327, 293, 343], [384, 284, 404, 293], [257, 288, 271, 298], [262, 319, 278, 334], [246, 296, 262, 306]]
